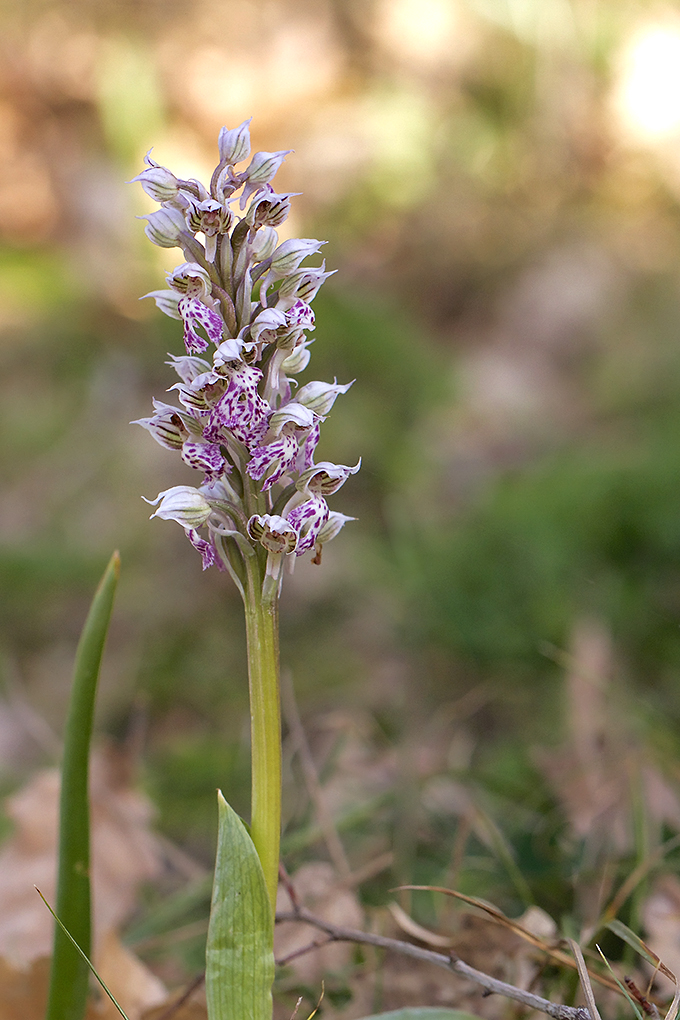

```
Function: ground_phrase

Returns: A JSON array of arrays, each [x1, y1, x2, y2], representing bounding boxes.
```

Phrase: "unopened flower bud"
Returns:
[[316, 511, 356, 545], [144, 485, 213, 528], [131, 152, 180, 202], [251, 226, 279, 262], [281, 340, 312, 374], [142, 206, 187, 248], [297, 460, 361, 496], [246, 149, 293, 185], [267, 402, 316, 437], [269, 239, 326, 279], [296, 379, 353, 416], [277, 262, 335, 309], [218, 118, 252, 165], [240, 149, 293, 208], [143, 289, 182, 320]]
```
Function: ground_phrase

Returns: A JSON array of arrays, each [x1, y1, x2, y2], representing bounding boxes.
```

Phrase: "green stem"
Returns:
[[243, 574, 281, 917]]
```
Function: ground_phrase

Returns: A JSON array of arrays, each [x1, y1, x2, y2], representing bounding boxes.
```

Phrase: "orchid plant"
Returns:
[[132, 120, 359, 1019], [42, 119, 665, 1020]]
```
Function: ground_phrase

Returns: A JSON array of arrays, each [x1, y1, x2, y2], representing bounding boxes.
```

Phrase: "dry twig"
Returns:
[[569, 938, 603, 1020], [399, 885, 620, 994], [275, 905, 593, 1020], [151, 972, 205, 1020]]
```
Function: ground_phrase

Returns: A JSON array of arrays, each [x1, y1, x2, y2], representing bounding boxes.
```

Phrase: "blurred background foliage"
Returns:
[[4, 0, 680, 985]]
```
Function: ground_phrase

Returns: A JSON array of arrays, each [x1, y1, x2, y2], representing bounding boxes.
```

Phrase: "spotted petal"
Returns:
[[182, 439, 228, 481], [187, 528, 219, 570], [178, 297, 224, 354], [286, 300, 315, 331], [209, 364, 270, 446], [298, 420, 320, 470], [287, 495, 329, 555], [247, 433, 298, 489]]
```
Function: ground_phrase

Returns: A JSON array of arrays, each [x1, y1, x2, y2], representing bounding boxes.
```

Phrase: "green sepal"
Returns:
[[206, 791, 275, 1020], [46, 550, 120, 1020]]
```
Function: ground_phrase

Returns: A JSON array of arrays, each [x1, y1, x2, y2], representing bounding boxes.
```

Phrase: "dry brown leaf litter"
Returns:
[[0, 747, 166, 1020], [275, 861, 365, 986]]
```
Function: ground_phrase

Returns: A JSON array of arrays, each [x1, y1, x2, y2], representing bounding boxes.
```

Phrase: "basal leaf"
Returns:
[[206, 791, 275, 1020], [46, 550, 120, 1020]]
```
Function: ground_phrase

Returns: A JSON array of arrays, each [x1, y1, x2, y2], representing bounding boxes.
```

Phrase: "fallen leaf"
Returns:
[[96, 930, 167, 1019], [0, 746, 167, 1018]]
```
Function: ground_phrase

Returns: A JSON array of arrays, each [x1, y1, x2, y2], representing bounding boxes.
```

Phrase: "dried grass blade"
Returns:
[[568, 937, 603, 1020], [606, 920, 676, 982], [665, 979, 680, 1020], [398, 885, 620, 993], [388, 902, 456, 948]]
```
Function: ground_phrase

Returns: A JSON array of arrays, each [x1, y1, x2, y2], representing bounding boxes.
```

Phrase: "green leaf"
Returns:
[[46, 551, 120, 1020], [357, 1010, 486, 1020], [206, 791, 275, 1020]]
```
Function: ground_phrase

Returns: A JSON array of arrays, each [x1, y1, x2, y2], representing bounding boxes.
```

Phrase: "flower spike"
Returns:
[[132, 124, 358, 580]]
